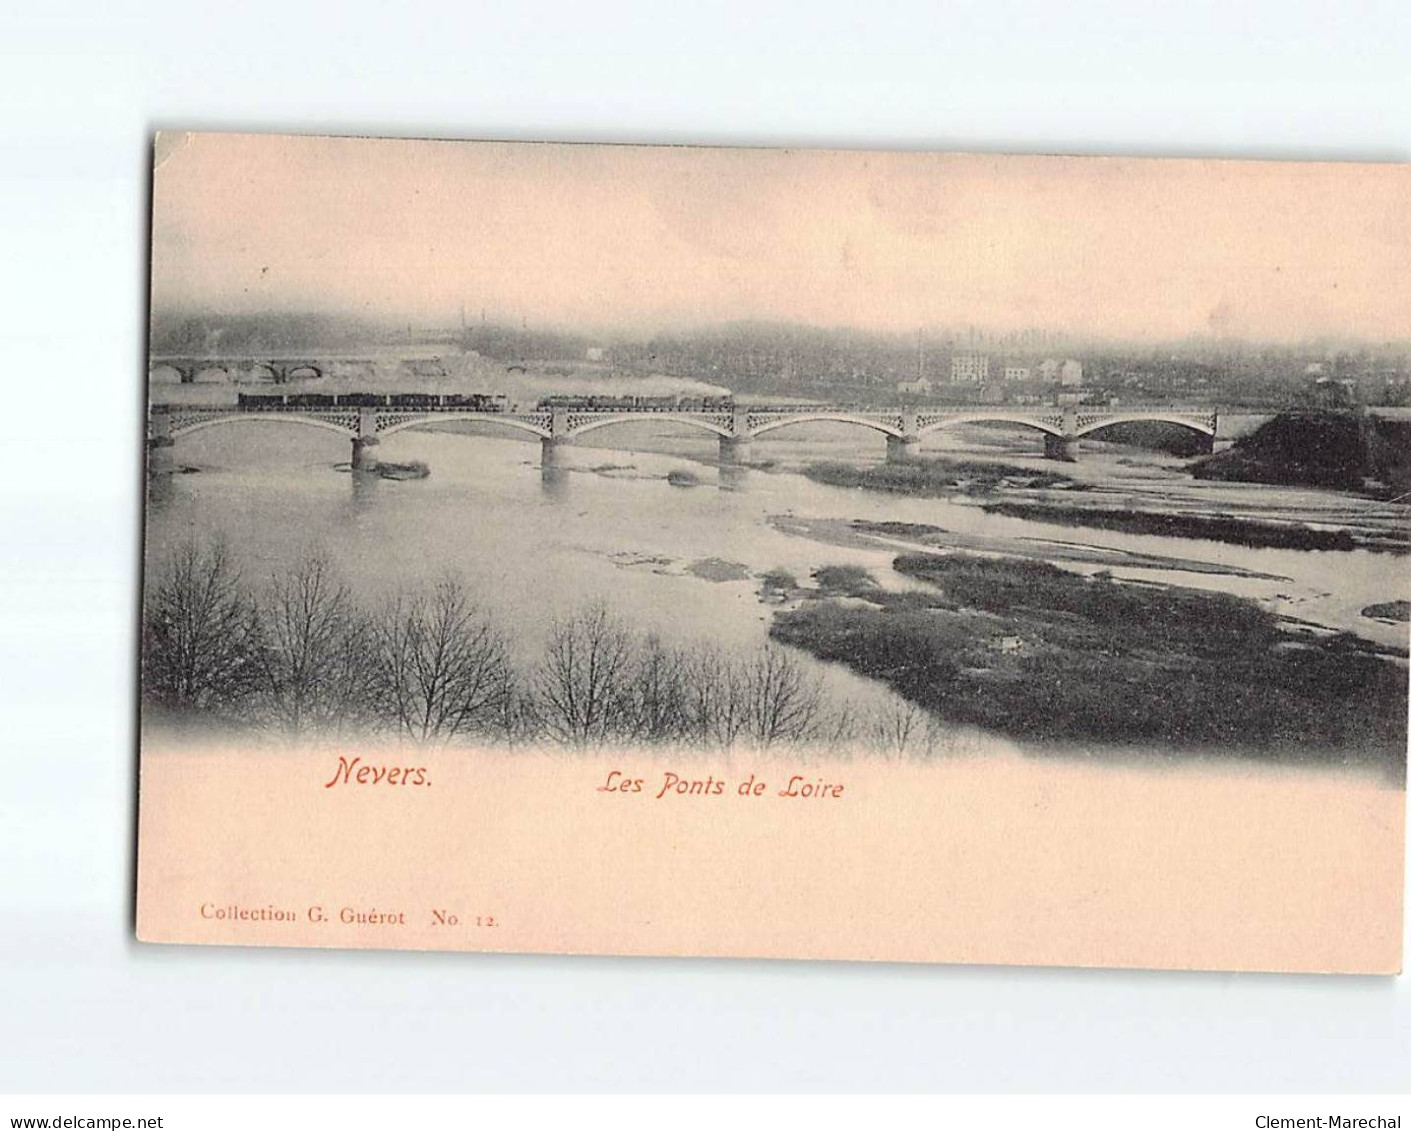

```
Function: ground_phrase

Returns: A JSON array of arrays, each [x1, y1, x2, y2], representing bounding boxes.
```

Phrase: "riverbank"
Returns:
[[769, 553, 1407, 778], [1193, 408, 1411, 496]]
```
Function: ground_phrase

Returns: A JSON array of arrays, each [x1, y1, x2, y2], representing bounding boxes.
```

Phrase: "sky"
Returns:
[[150, 132, 1410, 343]]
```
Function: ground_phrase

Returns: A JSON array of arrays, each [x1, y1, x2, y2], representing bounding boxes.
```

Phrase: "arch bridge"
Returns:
[[146, 399, 1223, 473], [148, 356, 378, 385]]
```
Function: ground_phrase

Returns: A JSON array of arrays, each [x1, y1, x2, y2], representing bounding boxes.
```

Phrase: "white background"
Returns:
[[1, 0, 1408, 1094]]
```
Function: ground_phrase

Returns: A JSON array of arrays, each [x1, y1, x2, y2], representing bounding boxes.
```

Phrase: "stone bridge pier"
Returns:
[[147, 410, 175, 475], [351, 409, 380, 472], [1212, 410, 1264, 454], [541, 407, 571, 468], [719, 407, 754, 465], [541, 437, 567, 468], [885, 410, 922, 463], [886, 435, 921, 463], [1043, 407, 1081, 462], [719, 436, 753, 464]]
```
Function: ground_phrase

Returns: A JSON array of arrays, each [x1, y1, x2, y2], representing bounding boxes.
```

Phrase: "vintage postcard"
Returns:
[[137, 132, 1408, 973]]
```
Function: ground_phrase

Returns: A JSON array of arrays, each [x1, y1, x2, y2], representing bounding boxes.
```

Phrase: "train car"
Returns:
[[677, 396, 734, 412], [535, 392, 737, 412], [237, 393, 289, 408], [334, 393, 389, 407], [388, 393, 440, 407], [441, 392, 508, 411], [285, 393, 336, 407]]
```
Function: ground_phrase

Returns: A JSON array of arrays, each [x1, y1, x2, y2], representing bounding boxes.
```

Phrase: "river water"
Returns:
[[150, 419, 1409, 611]]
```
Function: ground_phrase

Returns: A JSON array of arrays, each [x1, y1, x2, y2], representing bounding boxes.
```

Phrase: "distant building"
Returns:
[[1037, 358, 1083, 386], [585, 346, 608, 362], [951, 354, 990, 383], [897, 377, 932, 395], [1384, 374, 1411, 402], [1310, 376, 1358, 407], [1003, 365, 1031, 382]]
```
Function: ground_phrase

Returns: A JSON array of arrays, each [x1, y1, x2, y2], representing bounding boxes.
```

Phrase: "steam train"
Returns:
[[232, 391, 737, 414], [236, 392, 509, 410], [534, 394, 735, 412]]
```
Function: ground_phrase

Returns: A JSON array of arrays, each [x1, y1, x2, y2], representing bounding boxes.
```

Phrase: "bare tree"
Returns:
[[371, 577, 513, 744], [869, 698, 924, 757], [678, 643, 747, 749], [255, 551, 373, 739], [142, 537, 263, 715], [531, 603, 635, 746], [492, 675, 538, 747], [822, 698, 858, 750], [623, 634, 690, 745], [141, 538, 847, 759], [740, 644, 824, 749]]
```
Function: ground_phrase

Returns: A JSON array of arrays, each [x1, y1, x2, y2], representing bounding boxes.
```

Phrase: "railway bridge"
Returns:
[[146, 399, 1236, 475]]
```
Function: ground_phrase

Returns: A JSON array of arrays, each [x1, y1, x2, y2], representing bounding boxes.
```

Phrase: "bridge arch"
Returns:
[[915, 412, 1063, 438], [188, 363, 234, 384], [284, 364, 324, 381], [747, 412, 905, 440], [149, 362, 190, 384], [168, 414, 359, 441], [1072, 412, 1216, 439], [377, 413, 551, 440], [566, 413, 732, 440]]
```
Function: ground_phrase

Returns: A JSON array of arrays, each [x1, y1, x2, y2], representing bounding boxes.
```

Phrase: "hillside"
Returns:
[[1193, 409, 1411, 494]]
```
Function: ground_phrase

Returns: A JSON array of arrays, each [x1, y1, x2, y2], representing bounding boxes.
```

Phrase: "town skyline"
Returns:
[[151, 304, 1411, 355]]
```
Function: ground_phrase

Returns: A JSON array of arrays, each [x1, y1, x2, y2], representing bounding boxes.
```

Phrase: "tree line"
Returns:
[[141, 539, 945, 755]]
